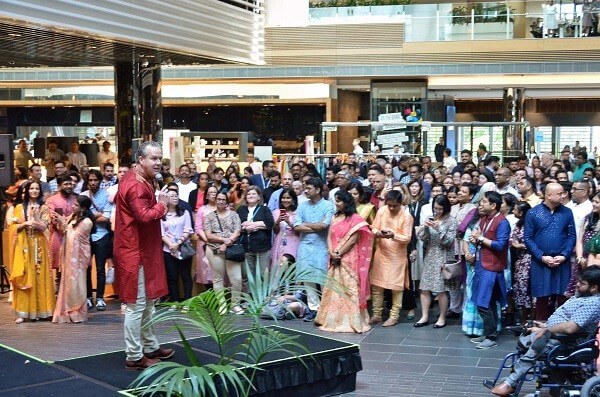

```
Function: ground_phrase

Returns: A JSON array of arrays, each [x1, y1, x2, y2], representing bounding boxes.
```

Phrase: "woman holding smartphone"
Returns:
[[415, 195, 458, 329]]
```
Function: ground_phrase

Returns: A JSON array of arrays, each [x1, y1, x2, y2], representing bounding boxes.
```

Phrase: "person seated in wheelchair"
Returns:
[[490, 265, 600, 396]]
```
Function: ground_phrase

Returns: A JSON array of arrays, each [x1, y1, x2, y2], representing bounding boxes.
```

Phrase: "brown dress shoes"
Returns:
[[144, 347, 175, 360], [125, 356, 160, 371]]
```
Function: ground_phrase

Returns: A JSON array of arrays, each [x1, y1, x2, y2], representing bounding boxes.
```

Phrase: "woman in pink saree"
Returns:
[[316, 190, 374, 333], [53, 195, 94, 324]]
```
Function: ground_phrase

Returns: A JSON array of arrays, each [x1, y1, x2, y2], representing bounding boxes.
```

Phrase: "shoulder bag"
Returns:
[[179, 239, 196, 260], [441, 260, 462, 280], [214, 211, 246, 262]]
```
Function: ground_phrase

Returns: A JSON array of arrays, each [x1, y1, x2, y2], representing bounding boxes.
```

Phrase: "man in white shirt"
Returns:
[[328, 170, 352, 203], [442, 148, 457, 171], [176, 164, 197, 202], [565, 180, 593, 238], [43, 140, 65, 180], [98, 140, 117, 169], [66, 141, 87, 172], [247, 152, 263, 176], [494, 168, 519, 198]]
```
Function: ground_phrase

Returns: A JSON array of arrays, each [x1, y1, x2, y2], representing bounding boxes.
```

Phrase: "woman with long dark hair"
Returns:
[[509, 201, 533, 325], [347, 182, 375, 223], [53, 195, 95, 323], [226, 171, 244, 208], [315, 190, 374, 333], [405, 178, 426, 319], [161, 190, 194, 303], [194, 185, 219, 289], [271, 188, 300, 268], [576, 192, 600, 268], [9, 181, 55, 323]]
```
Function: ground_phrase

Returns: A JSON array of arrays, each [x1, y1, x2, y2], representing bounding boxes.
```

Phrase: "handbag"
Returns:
[[214, 212, 246, 262], [441, 260, 462, 280], [105, 266, 115, 285], [179, 240, 196, 260]]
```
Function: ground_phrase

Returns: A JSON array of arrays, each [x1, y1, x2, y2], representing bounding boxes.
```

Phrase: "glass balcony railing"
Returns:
[[309, 2, 588, 41]]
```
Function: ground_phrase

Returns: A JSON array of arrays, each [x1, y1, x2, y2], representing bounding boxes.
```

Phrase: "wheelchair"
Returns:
[[484, 328, 600, 396]]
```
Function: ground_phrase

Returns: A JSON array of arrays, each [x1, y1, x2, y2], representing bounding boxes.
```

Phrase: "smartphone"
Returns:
[[54, 208, 63, 216], [428, 216, 434, 221], [280, 209, 287, 215]]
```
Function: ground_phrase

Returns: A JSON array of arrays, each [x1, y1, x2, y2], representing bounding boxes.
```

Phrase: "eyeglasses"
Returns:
[[216, 198, 227, 202], [571, 187, 587, 191]]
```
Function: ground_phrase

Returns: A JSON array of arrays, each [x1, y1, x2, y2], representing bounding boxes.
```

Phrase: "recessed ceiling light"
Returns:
[[8, 33, 21, 37]]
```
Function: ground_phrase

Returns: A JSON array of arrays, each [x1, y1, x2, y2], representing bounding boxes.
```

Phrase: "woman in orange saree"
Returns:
[[315, 190, 374, 333]]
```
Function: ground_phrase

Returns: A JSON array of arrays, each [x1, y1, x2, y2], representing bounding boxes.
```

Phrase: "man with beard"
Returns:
[[81, 169, 113, 311], [268, 172, 294, 210], [489, 266, 600, 396], [48, 160, 68, 194], [468, 191, 511, 350], [114, 141, 173, 370], [262, 170, 282, 204], [46, 175, 77, 271]]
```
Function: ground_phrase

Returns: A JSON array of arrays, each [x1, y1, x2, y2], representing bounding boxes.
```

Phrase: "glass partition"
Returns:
[[309, 1, 590, 40]]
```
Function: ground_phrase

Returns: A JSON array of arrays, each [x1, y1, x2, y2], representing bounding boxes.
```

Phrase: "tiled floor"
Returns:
[[0, 294, 544, 396]]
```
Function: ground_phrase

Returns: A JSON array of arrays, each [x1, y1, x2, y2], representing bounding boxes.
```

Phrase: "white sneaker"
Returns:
[[96, 298, 106, 311], [476, 338, 498, 349], [470, 335, 486, 344], [86, 298, 93, 310]]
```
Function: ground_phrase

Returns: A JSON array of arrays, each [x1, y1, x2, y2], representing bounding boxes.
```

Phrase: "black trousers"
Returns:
[[476, 277, 503, 339], [87, 234, 112, 300], [163, 251, 193, 302]]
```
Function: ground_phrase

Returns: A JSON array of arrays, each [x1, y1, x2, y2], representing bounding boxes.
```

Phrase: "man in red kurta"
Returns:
[[113, 141, 173, 370]]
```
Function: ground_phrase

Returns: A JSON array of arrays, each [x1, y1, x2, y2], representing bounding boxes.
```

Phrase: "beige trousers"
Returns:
[[124, 266, 160, 361], [371, 285, 403, 319], [206, 247, 242, 305]]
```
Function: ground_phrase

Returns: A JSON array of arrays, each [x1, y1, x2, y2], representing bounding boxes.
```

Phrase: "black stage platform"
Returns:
[[2, 326, 361, 396]]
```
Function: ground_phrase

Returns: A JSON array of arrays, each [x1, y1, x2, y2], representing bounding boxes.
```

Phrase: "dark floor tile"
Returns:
[[426, 363, 494, 378], [362, 360, 430, 374]]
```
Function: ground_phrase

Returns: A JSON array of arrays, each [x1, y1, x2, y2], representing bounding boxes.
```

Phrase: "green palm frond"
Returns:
[[133, 259, 329, 396], [235, 327, 311, 366], [129, 361, 250, 397]]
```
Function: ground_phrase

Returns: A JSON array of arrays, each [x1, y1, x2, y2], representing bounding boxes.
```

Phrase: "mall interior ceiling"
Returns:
[[0, 18, 226, 68]]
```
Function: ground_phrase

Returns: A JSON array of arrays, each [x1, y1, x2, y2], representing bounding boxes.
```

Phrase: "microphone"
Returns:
[[155, 173, 164, 188]]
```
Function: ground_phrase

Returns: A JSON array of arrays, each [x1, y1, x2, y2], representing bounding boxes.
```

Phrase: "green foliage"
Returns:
[[451, 3, 515, 25], [129, 261, 328, 397]]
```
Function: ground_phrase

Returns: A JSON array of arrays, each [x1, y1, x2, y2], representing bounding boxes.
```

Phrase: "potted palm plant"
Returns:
[[128, 262, 335, 397]]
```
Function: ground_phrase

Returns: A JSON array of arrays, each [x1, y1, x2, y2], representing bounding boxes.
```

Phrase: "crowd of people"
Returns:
[[4, 139, 600, 357]]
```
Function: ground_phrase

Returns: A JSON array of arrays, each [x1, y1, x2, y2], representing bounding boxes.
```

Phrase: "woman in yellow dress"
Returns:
[[347, 182, 375, 224], [10, 181, 55, 323]]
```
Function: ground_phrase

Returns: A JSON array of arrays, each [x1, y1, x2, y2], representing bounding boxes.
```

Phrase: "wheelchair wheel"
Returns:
[[580, 375, 600, 397]]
